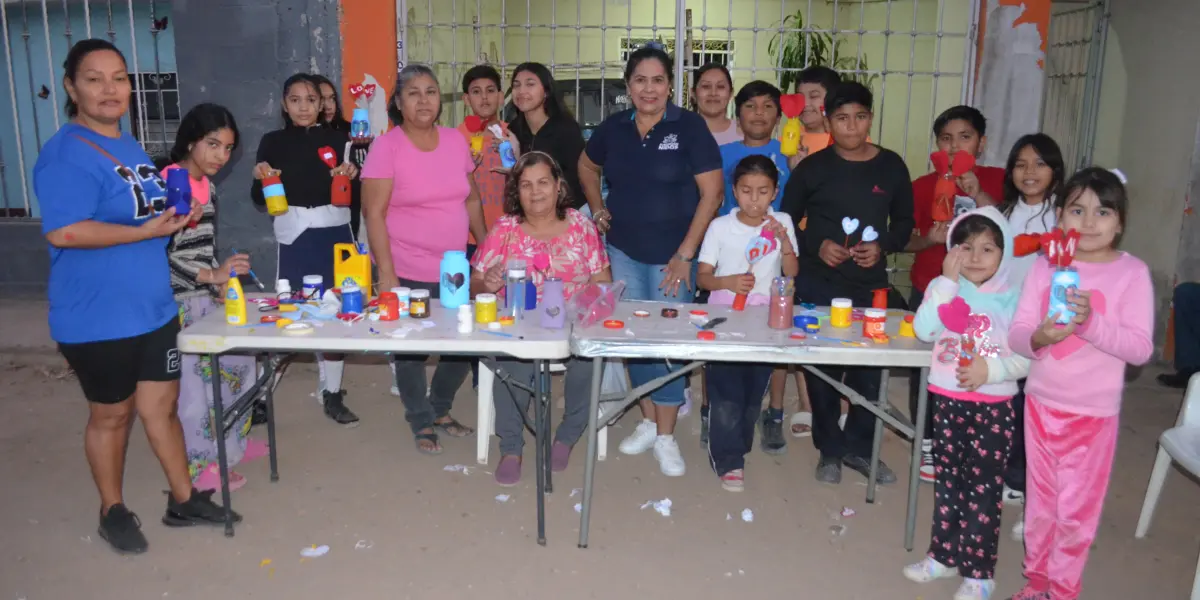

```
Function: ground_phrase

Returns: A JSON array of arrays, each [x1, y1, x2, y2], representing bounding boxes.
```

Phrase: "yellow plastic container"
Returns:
[[830, 298, 852, 329], [224, 271, 248, 326], [780, 117, 803, 157], [470, 133, 485, 156], [334, 242, 373, 298]]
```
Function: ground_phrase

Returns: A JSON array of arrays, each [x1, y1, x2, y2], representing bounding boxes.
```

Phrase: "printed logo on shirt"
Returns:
[[872, 185, 886, 195], [658, 133, 680, 151], [114, 164, 168, 220]]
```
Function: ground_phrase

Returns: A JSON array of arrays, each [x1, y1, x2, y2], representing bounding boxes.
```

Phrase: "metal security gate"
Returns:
[[402, 0, 978, 172], [0, 0, 179, 218], [1041, 0, 1109, 171]]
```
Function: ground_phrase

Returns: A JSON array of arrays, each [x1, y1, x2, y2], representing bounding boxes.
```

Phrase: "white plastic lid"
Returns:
[[865, 308, 887, 318], [488, 321, 502, 330], [831, 298, 852, 309], [276, 279, 291, 293], [458, 304, 473, 314], [411, 289, 430, 299], [392, 287, 411, 296], [476, 293, 497, 303], [302, 275, 323, 284], [508, 268, 527, 278]]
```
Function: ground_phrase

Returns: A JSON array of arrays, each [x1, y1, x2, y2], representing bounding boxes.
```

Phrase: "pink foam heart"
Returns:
[[937, 296, 972, 334], [1048, 289, 1107, 360], [533, 253, 551, 272]]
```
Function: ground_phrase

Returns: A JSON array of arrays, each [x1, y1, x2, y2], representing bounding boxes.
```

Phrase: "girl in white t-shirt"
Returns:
[[994, 132, 1066, 540], [1000, 133, 1065, 284], [696, 155, 799, 491]]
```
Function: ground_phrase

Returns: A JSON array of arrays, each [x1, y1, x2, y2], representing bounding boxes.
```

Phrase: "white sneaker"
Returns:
[[653, 435, 686, 476], [954, 578, 996, 600], [1011, 511, 1025, 542], [920, 439, 935, 483], [619, 419, 658, 455], [902, 557, 957, 583], [1002, 485, 1024, 505]]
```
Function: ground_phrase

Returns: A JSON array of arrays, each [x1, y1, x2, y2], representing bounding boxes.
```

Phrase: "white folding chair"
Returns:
[[1135, 372, 1200, 599], [476, 361, 609, 465]]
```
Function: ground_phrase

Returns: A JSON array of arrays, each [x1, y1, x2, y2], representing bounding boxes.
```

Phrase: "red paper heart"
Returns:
[[317, 146, 338, 168], [1040, 228, 1081, 268], [463, 115, 485, 133], [950, 151, 975, 177], [937, 296, 972, 334], [779, 94, 806, 119], [362, 84, 376, 99], [348, 83, 365, 98]]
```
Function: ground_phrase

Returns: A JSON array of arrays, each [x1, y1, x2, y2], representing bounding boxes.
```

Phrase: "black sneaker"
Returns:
[[699, 404, 710, 447], [162, 488, 243, 527], [759, 410, 787, 455], [251, 399, 269, 426], [322, 390, 359, 425], [842, 454, 898, 484], [98, 503, 148, 554], [1157, 370, 1195, 389], [815, 456, 842, 484]]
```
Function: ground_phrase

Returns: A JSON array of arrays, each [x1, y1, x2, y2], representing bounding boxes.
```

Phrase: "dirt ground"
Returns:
[[1, 300, 1198, 600]]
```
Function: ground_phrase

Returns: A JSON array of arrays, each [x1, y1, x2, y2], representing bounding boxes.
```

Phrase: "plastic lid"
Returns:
[[411, 289, 430, 298], [342, 281, 360, 293], [865, 308, 887, 318], [392, 287, 411, 295], [831, 298, 852, 308], [508, 269, 527, 278], [488, 321, 502, 330], [697, 330, 717, 341], [303, 275, 323, 284], [476, 293, 497, 303], [458, 304, 472, 314], [378, 291, 397, 300]]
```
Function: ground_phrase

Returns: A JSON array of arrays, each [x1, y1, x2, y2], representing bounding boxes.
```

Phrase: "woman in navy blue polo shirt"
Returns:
[[578, 45, 723, 477]]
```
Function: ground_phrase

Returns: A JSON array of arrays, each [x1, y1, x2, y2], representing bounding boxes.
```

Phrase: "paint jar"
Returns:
[[899, 314, 916, 338], [276, 279, 292, 299], [768, 276, 794, 330], [541, 278, 566, 329], [872, 288, 889, 310], [378, 292, 400, 321], [1048, 267, 1080, 325], [862, 308, 887, 338], [391, 287, 411, 317], [475, 293, 498, 324], [302, 275, 324, 301], [830, 298, 853, 328], [793, 315, 819, 332], [410, 289, 431, 319], [457, 304, 474, 334], [341, 282, 364, 314]]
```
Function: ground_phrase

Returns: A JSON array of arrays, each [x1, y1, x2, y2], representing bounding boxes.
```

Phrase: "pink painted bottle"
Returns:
[[768, 276, 794, 330]]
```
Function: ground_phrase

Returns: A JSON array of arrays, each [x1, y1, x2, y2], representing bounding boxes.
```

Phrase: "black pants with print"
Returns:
[[927, 392, 1014, 579], [706, 362, 774, 475]]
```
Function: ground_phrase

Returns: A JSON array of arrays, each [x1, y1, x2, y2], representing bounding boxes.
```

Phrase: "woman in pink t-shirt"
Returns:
[[470, 152, 611, 486], [362, 64, 488, 456]]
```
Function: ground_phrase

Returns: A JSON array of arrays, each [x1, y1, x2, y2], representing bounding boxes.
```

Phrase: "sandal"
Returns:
[[433, 416, 475, 438], [414, 431, 443, 455], [790, 411, 813, 438]]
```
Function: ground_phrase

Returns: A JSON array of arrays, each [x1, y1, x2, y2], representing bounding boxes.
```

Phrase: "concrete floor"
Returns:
[[0, 299, 1197, 600]]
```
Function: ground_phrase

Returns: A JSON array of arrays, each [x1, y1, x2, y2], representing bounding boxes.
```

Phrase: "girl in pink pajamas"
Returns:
[[1006, 168, 1154, 600]]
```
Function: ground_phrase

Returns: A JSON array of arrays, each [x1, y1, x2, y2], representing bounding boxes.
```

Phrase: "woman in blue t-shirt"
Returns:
[[35, 39, 240, 555], [578, 45, 723, 478]]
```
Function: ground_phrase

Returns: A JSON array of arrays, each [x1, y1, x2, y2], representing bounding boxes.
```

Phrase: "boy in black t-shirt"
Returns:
[[781, 82, 914, 485]]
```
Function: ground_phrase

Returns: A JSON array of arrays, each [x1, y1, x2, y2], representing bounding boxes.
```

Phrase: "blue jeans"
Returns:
[[607, 243, 694, 407]]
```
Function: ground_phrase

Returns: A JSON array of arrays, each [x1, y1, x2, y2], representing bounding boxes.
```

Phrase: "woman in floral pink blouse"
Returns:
[[470, 151, 611, 486]]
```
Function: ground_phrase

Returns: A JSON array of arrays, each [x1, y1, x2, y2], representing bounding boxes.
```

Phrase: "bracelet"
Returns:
[[673, 252, 693, 262]]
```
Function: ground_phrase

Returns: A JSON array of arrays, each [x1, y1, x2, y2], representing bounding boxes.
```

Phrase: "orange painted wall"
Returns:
[[339, 0, 397, 121], [976, 0, 1051, 80]]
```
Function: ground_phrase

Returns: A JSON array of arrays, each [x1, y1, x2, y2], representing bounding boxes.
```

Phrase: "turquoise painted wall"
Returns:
[[0, 1, 175, 217]]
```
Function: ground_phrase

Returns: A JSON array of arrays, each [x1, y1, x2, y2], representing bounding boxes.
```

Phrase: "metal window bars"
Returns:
[[0, 0, 179, 218], [1041, 0, 1109, 172]]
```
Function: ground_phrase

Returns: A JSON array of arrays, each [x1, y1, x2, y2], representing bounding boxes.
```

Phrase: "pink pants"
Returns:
[[1023, 395, 1119, 600]]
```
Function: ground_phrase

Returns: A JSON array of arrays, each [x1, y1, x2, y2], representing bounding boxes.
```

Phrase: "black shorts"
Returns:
[[59, 317, 182, 404]]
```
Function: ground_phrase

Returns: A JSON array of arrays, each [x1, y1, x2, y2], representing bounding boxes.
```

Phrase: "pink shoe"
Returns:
[[194, 463, 246, 493], [243, 438, 270, 462], [550, 441, 572, 472], [495, 455, 522, 487]]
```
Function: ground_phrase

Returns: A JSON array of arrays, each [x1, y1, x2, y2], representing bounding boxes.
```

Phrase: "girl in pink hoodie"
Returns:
[[1006, 168, 1154, 600]]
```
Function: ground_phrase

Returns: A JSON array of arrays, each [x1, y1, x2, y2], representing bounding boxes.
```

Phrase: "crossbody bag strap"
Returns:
[[71, 133, 125, 166]]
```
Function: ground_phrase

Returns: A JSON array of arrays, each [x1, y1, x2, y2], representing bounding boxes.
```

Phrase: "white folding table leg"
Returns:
[[477, 361, 496, 465]]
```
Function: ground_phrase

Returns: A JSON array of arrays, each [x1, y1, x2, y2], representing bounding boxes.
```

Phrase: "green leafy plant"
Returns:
[[768, 9, 878, 93]]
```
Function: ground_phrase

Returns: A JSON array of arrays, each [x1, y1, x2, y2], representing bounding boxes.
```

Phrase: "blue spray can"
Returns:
[[165, 168, 192, 216], [498, 139, 517, 169]]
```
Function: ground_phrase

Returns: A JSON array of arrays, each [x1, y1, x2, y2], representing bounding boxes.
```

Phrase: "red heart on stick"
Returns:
[[362, 84, 376, 99], [348, 83, 365, 98], [779, 94, 806, 119], [317, 146, 338, 169]]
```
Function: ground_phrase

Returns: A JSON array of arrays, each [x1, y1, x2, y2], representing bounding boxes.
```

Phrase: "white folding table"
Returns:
[[177, 306, 571, 544], [570, 301, 933, 550]]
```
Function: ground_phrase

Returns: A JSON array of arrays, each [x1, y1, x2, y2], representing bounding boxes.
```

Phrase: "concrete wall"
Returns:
[[1092, 0, 1200, 353], [170, 0, 341, 283]]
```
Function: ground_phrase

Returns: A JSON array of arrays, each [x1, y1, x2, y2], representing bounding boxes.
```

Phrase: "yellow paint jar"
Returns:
[[475, 293, 498, 324], [899, 314, 916, 338], [830, 298, 853, 328]]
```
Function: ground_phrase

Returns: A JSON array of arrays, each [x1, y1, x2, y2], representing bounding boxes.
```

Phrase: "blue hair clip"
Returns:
[[644, 41, 665, 51]]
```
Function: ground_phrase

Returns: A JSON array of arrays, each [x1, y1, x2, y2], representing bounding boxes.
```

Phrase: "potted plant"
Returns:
[[768, 9, 878, 93]]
